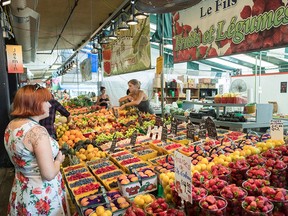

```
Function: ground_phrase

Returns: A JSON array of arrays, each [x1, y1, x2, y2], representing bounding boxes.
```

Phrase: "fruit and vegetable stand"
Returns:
[[57, 104, 288, 216]]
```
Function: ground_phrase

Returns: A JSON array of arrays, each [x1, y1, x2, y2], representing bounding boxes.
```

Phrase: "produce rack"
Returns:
[[57, 104, 288, 216]]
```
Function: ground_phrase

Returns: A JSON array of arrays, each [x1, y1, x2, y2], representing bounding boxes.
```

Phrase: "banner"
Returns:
[[173, 0, 288, 63], [80, 58, 92, 81], [103, 18, 151, 76], [6, 45, 24, 73]]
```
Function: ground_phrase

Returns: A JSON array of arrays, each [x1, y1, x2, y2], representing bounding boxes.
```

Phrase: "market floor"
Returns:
[[0, 168, 14, 214]]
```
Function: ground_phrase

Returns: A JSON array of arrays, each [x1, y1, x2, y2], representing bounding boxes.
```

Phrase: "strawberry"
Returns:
[[274, 191, 285, 201], [173, 12, 180, 23], [197, 46, 208, 59], [252, 0, 265, 16], [245, 196, 256, 204], [206, 195, 216, 204], [207, 47, 218, 58], [265, 0, 284, 12], [208, 204, 218, 210], [240, 5, 252, 19]]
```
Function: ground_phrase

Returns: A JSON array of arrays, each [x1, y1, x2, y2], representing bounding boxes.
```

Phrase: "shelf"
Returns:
[[182, 101, 246, 107]]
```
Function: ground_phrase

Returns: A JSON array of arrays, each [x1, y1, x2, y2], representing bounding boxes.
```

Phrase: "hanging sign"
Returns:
[[270, 120, 284, 141], [172, 1, 288, 63], [205, 117, 218, 139], [103, 17, 151, 76], [6, 45, 24, 73], [156, 56, 163, 74], [174, 150, 192, 203]]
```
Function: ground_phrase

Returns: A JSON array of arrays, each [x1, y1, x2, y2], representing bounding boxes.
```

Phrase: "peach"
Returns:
[[120, 179, 130, 185], [130, 177, 138, 182], [117, 197, 126, 204]]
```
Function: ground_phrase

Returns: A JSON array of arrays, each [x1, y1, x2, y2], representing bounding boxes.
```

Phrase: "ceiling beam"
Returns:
[[197, 59, 236, 71]]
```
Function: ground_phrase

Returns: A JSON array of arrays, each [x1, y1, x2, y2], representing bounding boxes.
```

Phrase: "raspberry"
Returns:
[[240, 5, 252, 19]]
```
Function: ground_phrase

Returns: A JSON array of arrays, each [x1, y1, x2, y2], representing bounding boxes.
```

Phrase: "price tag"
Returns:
[[205, 117, 217, 139], [198, 120, 206, 139], [187, 122, 195, 140], [112, 107, 119, 118], [110, 135, 117, 153], [270, 120, 284, 141], [130, 130, 138, 146], [137, 111, 143, 126], [155, 116, 163, 127], [161, 125, 168, 142], [174, 151, 192, 203], [171, 118, 178, 135]]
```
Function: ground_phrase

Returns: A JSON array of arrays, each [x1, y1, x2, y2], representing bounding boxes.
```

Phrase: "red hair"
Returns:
[[11, 85, 52, 118]]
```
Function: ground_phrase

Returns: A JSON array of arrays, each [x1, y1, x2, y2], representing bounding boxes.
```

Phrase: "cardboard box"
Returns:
[[199, 78, 211, 84], [118, 174, 157, 198]]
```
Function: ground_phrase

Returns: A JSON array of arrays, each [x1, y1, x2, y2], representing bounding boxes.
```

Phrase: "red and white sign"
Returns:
[[173, 0, 288, 63], [6, 45, 24, 73]]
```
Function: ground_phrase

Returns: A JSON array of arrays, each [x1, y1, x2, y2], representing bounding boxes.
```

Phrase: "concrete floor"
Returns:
[[0, 168, 14, 215]]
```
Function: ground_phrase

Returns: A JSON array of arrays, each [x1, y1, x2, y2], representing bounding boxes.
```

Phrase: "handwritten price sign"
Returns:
[[174, 151, 192, 203], [270, 120, 284, 141]]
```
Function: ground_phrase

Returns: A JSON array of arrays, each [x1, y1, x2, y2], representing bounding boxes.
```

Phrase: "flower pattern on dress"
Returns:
[[35, 197, 52, 215], [16, 203, 31, 216], [4, 130, 10, 143], [5, 121, 66, 216], [12, 155, 26, 168], [16, 129, 24, 137]]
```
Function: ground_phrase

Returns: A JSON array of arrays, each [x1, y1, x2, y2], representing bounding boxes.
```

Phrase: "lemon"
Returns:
[[134, 196, 145, 206], [104, 210, 112, 216], [200, 163, 207, 171], [143, 194, 153, 204], [165, 193, 172, 201], [166, 172, 173, 179], [96, 206, 105, 215], [161, 175, 170, 186], [201, 158, 209, 165]]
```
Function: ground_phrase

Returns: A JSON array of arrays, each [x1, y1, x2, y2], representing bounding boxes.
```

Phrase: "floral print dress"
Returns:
[[4, 121, 66, 216]]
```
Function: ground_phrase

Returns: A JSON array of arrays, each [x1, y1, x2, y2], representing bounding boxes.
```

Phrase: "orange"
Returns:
[[74, 137, 81, 143], [66, 140, 73, 146], [62, 135, 68, 142], [69, 135, 76, 141], [70, 130, 77, 135], [64, 131, 71, 136], [76, 131, 82, 138]]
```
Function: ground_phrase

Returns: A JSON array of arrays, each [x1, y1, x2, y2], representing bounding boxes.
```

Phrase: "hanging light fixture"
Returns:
[[108, 20, 118, 40], [126, 0, 138, 26], [91, 40, 98, 54], [117, 10, 130, 31], [135, 11, 148, 20], [99, 31, 109, 44]]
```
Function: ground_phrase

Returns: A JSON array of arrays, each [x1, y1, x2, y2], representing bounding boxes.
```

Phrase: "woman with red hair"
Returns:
[[4, 84, 66, 216]]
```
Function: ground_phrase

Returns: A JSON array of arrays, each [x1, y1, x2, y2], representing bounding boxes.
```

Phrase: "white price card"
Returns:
[[174, 151, 192, 203], [270, 120, 284, 141]]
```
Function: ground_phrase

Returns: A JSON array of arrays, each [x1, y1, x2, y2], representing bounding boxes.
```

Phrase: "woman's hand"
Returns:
[[119, 104, 126, 110], [55, 151, 65, 163]]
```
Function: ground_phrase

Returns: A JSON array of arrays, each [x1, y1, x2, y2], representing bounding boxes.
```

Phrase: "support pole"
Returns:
[[0, 26, 12, 167], [160, 13, 164, 118]]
